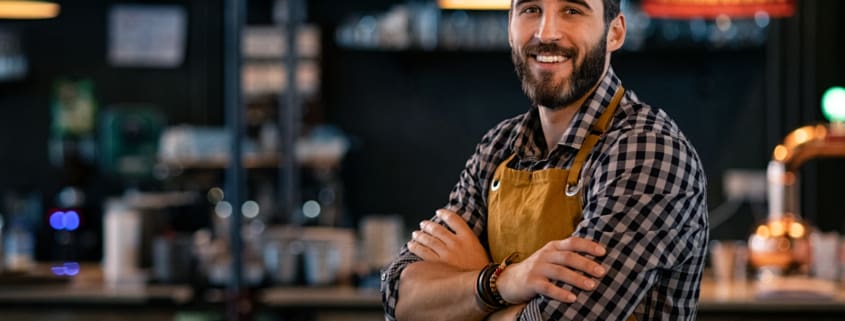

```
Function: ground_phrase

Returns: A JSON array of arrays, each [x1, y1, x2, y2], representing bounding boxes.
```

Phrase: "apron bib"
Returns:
[[487, 87, 635, 321]]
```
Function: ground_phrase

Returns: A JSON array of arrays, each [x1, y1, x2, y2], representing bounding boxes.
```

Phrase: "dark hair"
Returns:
[[510, 0, 622, 26], [603, 0, 621, 26]]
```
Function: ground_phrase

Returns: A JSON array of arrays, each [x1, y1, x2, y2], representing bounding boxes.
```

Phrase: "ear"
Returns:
[[606, 14, 626, 52]]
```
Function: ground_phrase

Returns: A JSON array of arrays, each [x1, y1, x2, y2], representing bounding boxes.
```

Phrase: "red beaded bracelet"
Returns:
[[490, 252, 520, 306]]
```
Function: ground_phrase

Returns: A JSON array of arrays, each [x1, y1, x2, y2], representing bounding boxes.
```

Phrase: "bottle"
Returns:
[[4, 219, 34, 272], [102, 198, 142, 287]]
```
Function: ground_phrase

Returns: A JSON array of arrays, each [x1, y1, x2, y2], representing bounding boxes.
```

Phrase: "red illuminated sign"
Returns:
[[642, 0, 796, 19]]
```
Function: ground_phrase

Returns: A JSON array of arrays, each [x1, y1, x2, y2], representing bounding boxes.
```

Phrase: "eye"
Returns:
[[520, 6, 540, 14], [564, 8, 582, 15]]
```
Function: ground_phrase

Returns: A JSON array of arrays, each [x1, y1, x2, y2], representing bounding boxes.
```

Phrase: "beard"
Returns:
[[512, 35, 607, 110]]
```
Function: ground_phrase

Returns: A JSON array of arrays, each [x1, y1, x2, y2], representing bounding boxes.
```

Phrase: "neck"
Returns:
[[537, 103, 580, 155], [537, 64, 612, 155], [537, 81, 600, 154]]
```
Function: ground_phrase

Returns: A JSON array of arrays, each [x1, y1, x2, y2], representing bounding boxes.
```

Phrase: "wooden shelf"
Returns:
[[160, 155, 282, 169]]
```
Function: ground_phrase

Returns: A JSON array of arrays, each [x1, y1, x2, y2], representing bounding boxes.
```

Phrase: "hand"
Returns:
[[497, 238, 607, 304], [407, 209, 490, 271]]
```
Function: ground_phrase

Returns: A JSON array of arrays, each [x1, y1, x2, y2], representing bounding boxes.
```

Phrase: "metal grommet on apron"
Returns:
[[564, 183, 580, 197], [486, 86, 636, 321]]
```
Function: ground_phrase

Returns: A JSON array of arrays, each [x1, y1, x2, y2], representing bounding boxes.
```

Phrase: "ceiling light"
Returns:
[[0, 1, 60, 19], [438, 0, 510, 11]]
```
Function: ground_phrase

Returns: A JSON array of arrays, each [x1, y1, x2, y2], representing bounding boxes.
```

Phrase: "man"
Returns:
[[381, 0, 708, 320]]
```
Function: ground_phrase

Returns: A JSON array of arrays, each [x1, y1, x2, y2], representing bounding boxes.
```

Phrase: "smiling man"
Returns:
[[380, 0, 709, 320]]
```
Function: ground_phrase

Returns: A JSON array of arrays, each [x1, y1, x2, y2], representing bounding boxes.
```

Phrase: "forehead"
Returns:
[[512, 0, 605, 10]]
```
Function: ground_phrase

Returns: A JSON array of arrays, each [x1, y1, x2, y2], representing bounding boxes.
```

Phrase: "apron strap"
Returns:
[[564, 86, 625, 196]]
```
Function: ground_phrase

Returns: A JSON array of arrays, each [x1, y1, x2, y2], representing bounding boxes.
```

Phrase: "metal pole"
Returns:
[[224, 0, 245, 319], [279, 0, 303, 225]]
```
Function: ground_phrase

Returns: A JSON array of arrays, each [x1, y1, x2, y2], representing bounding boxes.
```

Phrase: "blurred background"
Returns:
[[0, 0, 843, 320]]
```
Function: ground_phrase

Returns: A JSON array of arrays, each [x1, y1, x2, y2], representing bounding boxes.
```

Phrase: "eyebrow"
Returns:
[[514, 0, 594, 11], [564, 0, 593, 11], [513, 0, 536, 7]]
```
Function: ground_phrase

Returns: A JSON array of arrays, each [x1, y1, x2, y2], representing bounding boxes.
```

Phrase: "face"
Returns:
[[509, 0, 621, 110]]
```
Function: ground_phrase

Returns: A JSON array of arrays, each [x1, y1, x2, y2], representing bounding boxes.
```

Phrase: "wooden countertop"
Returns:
[[699, 277, 845, 312], [0, 272, 843, 312], [258, 278, 845, 311], [261, 286, 381, 308], [0, 283, 193, 305]]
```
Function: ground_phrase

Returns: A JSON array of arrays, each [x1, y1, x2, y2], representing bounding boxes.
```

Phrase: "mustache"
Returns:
[[524, 43, 577, 58]]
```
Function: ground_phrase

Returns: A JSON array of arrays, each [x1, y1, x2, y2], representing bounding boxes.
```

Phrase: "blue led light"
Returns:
[[51, 266, 66, 276], [49, 210, 81, 231], [49, 211, 65, 230], [64, 262, 80, 276], [51, 262, 81, 276], [64, 211, 80, 231]]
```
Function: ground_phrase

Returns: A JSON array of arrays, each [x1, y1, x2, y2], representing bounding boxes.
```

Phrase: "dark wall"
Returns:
[[324, 49, 525, 221], [798, 0, 845, 233], [0, 0, 224, 194]]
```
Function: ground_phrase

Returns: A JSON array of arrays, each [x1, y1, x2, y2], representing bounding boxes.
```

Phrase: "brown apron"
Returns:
[[487, 87, 635, 321]]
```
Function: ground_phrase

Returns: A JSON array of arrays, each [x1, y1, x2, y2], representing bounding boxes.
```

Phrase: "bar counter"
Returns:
[[0, 272, 844, 320]]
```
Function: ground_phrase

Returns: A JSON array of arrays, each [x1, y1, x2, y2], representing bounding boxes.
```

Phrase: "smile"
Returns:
[[534, 55, 568, 63]]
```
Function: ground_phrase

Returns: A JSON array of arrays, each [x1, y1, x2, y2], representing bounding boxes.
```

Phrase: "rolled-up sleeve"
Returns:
[[380, 128, 500, 320], [519, 130, 709, 321]]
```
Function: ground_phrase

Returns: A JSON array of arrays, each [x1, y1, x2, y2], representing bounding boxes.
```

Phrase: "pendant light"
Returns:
[[0, 1, 61, 19]]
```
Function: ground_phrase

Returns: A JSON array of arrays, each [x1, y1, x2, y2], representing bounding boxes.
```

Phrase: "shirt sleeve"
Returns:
[[518, 130, 708, 321], [380, 129, 498, 321]]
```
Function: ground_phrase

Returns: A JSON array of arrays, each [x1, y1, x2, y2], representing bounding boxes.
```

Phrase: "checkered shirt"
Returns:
[[380, 67, 709, 321]]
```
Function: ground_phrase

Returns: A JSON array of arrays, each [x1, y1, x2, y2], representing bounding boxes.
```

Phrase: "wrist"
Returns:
[[486, 303, 526, 321], [477, 252, 520, 310], [496, 261, 521, 304], [490, 253, 517, 305], [475, 263, 504, 312]]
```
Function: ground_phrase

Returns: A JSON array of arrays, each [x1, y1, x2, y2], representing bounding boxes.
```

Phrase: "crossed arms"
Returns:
[[381, 130, 708, 321]]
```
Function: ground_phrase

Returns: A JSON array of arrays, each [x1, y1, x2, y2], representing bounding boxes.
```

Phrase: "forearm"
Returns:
[[396, 261, 489, 321], [486, 304, 525, 321]]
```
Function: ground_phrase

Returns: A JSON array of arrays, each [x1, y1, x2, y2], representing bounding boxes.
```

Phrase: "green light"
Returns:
[[822, 86, 845, 122]]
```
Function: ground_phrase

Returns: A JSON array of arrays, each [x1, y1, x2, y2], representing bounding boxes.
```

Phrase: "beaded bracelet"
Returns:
[[475, 263, 501, 311], [474, 252, 520, 311], [490, 252, 519, 306]]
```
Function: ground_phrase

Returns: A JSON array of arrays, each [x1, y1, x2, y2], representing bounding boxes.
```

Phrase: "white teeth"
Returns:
[[536, 55, 566, 63]]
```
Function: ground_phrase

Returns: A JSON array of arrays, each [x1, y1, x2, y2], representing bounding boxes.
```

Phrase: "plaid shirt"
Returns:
[[381, 68, 709, 321]]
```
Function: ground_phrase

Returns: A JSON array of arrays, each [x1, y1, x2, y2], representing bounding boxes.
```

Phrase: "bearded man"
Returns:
[[381, 0, 709, 320]]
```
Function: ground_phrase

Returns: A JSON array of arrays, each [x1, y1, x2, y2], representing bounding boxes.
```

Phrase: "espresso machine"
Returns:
[[748, 88, 845, 297]]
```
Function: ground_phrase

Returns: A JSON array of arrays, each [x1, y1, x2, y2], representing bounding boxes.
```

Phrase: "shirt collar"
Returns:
[[514, 67, 623, 159]]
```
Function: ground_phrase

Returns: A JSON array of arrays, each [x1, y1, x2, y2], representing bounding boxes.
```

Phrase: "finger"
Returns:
[[555, 237, 606, 257], [533, 281, 577, 303], [407, 240, 439, 260], [546, 251, 606, 278], [420, 220, 457, 246], [411, 230, 448, 252], [435, 209, 473, 236], [541, 264, 599, 291]]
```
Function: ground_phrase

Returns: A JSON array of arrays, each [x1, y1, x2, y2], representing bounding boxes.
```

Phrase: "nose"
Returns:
[[535, 11, 562, 43]]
